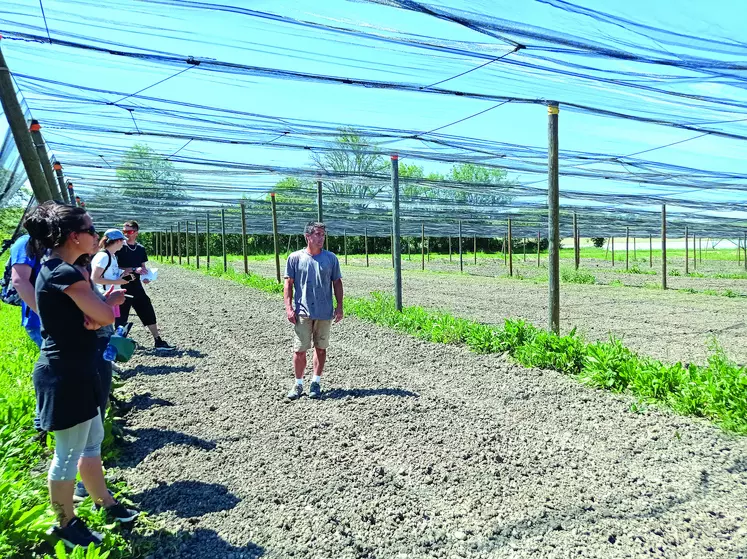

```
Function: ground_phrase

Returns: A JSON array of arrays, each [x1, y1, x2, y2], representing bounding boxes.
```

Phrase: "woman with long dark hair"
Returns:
[[25, 202, 138, 549]]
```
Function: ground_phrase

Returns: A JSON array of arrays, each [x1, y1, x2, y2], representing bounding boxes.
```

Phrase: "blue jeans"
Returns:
[[24, 325, 42, 348]]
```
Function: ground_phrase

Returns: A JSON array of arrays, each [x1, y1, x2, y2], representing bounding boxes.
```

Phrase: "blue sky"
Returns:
[[1, 0, 746, 234]]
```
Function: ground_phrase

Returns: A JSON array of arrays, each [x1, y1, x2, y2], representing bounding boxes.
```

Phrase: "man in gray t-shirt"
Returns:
[[283, 221, 343, 400]]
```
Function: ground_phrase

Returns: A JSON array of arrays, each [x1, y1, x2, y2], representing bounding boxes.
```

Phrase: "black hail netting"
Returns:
[[0, 0, 745, 239]]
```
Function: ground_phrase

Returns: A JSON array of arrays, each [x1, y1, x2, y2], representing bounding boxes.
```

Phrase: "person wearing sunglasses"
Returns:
[[24, 202, 139, 549], [115, 220, 173, 351]]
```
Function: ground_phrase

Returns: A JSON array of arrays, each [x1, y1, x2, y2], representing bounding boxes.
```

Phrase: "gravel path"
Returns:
[[232, 258, 747, 365], [117, 264, 747, 559]]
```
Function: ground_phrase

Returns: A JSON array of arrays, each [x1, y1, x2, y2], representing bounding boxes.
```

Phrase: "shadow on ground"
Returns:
[[118, 427, 217, 467], [133, 480, 240, 518], [322, 387, 419, 400]]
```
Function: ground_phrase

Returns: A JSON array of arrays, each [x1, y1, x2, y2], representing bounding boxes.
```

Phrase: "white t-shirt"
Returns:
[[91, 250, 121, 294]]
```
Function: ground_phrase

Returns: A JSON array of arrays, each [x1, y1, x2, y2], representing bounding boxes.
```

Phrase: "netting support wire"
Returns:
[[548, 102, 560, 334]]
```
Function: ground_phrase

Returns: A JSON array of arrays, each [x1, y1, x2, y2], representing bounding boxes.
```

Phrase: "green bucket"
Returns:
[[108, 335, 136, 363]]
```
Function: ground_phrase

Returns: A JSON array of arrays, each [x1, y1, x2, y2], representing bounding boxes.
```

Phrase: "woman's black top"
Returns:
[[33, 258, 100, 431]]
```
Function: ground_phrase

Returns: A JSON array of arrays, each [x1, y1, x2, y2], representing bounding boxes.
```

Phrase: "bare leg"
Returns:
[[146, 323, 160, 340], [78, 456, 116, 507], [293, 351, 307, 379], [313, 348, 326, 377], [48, 480, 75, 527]]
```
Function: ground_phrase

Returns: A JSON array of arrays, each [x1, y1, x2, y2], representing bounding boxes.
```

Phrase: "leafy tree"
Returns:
[[116, 143, 185, 203], [311, 128, 389, 209]]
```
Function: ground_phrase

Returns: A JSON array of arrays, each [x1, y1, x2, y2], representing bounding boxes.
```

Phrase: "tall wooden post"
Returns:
[[421, 222, 425, 271], [195, 220, 200, 269], [548, 102, 560, 333], [458, 220, 463, 273], [29, 121, 62, 201], [52, 161, 70, 204], [391, 154, 402, 311], [364, 227, 369, 267], [391, 226, 395, 269], [177, 221, 182, 265], [699, 236, 702, 264], [206, 212, 211, 269], [240, 203, 248, 275], [575, 218, 581, 269], [508, 218, 513, 277], [744, 232, 746, 271], [344, 229, 348, 265], [649, 234, 652, 268], [625, 226, 629, 271], [473, 234, 477, 265], [692, 230, 696, 271], [661, 205, 667, 289], [611, 236, 615, 267], [170, 225, 174, 264], [738, 237, 741, 266], [221, 208, 227, 272], [185, 220, 190, 265], [0, 42, 52, 202], [523, 237, 527, 262], [448, 236, 452, 263], [537, 230, 541, 267], [685, 226, 689, 275], [573, 212, 578, 270], [270, 193, 280, 283]]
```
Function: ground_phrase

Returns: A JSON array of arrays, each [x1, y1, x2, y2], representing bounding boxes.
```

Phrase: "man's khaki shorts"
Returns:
[[294, 317, 332, 352]]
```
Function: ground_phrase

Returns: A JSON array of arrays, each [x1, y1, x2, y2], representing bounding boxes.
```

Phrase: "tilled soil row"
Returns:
[[118, 265, 747, 559], [230, 258, 747, 365]]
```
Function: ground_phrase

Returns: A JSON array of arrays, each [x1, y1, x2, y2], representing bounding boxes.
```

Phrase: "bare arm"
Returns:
[[11, 264, 37, 314], [283, 277, 296, 323], [64, 281, 124, 325], [91, 266, 127, 286], [333, 278, 344, 323]]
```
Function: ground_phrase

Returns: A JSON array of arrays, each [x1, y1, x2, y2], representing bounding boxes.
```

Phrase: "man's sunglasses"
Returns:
[[123, 229, 137, 235], [78, 225, 97, 236]]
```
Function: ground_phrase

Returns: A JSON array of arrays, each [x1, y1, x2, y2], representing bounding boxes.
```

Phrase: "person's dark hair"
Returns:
[[304, 221, 326, 236], [74, 253, 91, 269], [123, 220, 139, 231], [24, 201, 88, 258]]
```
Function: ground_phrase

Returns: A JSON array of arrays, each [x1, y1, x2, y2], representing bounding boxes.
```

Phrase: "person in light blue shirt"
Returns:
[[10, 234, 42, 347], [283, 221, 343, 400]]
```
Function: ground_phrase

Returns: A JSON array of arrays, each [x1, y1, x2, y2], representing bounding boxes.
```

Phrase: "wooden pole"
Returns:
[[29, 121, 62, 201], [391, 154, 402, 311], [605, 237, 610, 260], [685, 226, 689, 275], [473, 234, 477, 265], [195, 220, 200, 269], [661, 205, 667, 290], [449, 236, 452, 263], [0, 43, 52, 202], [221, 208, 227, 273], [206, 212, 211, 270], [649, 234, 652, 268], [611, 236, 615, 267], [633, 235, 637, 261], [458, 220, 463, 273], [240, 203, 248, 274], [548, 102, 560, 334], [692, 230, 696, 271], [344, 229, 348, 265], [573, 212, 578, 270], [364, 226, 369, 267], [625, 226, 629, 271], [177, 221, 182, 265], [52, 161, 71, 205], [508, 218, 513, 277], [170, 225, 174, 264], [523, 237, 527, 262], [744, 232, 746, 271], [738, 236, 741, 265], [185, 220, 190, 265], [391, 226, 395, 269], [270, 193, 280, 283], [537, 230, 541, 268], [421, 222, 425, 271], [699, 236, 702, 264]]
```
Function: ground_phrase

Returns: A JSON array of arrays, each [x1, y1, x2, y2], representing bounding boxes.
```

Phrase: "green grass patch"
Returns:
[[175, 261, 747, 434], [181, 263, 283, 293], [560, 268, 595, 284]]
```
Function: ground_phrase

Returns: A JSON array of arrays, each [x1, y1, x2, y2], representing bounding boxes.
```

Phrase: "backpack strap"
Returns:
[[97, 250, 112, 276]]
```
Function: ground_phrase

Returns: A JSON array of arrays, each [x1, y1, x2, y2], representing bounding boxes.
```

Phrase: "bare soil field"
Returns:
[[114, 265, 747, 559], [233, 256, 747, 365]]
